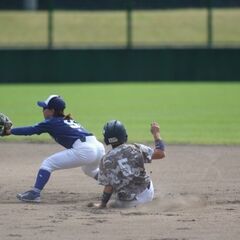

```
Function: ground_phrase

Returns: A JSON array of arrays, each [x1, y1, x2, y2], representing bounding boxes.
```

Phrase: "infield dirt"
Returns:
[[0, 142, 239, 240]]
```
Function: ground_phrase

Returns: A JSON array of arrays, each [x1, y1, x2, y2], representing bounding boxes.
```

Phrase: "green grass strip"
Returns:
[[0, 82, 240, 145]]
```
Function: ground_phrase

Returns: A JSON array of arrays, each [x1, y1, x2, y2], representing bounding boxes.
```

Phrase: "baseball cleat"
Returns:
[[16, 190, 41, 203]]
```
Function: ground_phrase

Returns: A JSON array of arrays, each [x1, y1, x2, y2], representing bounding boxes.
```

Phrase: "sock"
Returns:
[[34, 169, 51, 191]]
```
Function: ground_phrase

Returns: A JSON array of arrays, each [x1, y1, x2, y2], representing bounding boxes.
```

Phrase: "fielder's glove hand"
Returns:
[[0, 113, 13, 136]]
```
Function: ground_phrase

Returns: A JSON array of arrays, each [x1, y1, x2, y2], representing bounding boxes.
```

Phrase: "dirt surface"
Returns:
[[0, 142, 240, 240]]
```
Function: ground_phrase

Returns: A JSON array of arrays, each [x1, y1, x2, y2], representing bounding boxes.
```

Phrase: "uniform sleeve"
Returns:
[[137, 144, 154, 163], [11, 120, 50, 136], [98, 157, 120, 188]]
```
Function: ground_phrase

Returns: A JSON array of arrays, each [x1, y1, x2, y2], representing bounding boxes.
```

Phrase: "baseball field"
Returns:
[[0, 3, 240, 239], [0, 82, 240, 240]]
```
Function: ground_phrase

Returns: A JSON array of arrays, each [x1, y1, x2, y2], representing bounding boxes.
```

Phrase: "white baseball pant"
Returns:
[[40, 136, 105, 178], [112, 181, 154, 208]]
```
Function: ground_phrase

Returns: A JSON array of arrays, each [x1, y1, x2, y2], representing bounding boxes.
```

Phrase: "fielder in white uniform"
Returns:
[[90, 120, 166, 209], [4, 95, 105, 203]]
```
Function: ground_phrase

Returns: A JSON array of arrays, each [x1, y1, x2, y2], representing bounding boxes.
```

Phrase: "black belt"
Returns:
[[79, 134, 93, 142], [147, 182, 151, 189]]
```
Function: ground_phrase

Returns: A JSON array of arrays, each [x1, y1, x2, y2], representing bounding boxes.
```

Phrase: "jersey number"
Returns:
[[64, 120, 81, 129]]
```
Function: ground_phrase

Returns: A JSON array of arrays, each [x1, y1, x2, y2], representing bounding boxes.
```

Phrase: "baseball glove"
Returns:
[[0, 113, 13, 136]]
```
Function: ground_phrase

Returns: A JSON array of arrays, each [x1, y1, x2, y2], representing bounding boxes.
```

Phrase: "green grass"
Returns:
[[0, 9, 239, 47], [0, 83, 240, 145]]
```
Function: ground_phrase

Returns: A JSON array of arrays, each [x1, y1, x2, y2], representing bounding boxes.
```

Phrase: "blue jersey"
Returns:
[[11, 117, 93, 149]]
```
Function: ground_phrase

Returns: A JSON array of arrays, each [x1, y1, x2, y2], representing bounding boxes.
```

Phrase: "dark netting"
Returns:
[[0, 0, 240, 10]]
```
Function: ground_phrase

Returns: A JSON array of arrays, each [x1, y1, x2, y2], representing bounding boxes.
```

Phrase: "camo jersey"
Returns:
[[98, 144, 154, 201]]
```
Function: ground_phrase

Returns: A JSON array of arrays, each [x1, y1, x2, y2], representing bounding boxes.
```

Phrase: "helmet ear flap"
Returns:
[[104, 135, 110, 145], [124, 134, 128, 143]]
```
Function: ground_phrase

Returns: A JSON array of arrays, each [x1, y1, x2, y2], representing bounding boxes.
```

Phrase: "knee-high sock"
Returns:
[[34, 169, 51, 191]]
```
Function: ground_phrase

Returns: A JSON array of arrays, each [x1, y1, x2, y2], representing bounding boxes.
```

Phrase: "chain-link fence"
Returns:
[[0, 0, 239, 48]]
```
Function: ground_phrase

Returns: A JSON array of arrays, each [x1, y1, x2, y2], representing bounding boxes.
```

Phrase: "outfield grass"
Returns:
[[0, 9, 239, 47], [0, 83, 240, 145]]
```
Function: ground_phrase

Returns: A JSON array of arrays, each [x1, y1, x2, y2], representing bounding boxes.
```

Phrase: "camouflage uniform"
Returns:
[[98, 143, 154, 201]]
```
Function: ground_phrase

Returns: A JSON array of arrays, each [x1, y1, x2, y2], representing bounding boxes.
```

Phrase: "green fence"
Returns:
[[0, 1, 239, 82], [1, 48, 239, 83]]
